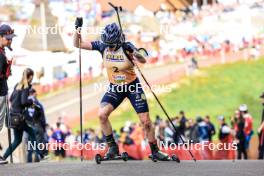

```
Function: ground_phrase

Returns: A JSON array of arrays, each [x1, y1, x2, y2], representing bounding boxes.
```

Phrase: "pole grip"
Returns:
[[108, 2, 116, 9], [108, 2, 122, 12]]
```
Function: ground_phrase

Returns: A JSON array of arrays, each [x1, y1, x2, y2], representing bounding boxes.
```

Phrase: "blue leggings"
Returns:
[[3, 123, 41, 160], [101, 78, 149, 113]]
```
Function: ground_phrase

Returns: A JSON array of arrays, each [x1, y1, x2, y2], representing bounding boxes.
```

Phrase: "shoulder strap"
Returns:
[[101, 44, 133, 61], [121, 44, 133, 61], [0, 48, 4, 54]]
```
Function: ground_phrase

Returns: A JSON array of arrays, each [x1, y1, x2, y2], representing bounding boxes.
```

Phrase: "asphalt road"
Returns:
[[0, 160, 264, 176]]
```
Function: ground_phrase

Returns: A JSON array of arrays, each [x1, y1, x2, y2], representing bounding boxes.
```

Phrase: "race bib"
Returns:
[[113, 75, 126, 84]]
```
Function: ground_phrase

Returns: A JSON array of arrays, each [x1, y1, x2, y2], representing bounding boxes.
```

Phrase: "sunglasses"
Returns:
[[6, 29, 14, 35], [1, 29, 14, 36]]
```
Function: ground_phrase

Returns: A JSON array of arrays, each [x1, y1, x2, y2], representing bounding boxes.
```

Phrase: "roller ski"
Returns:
[[95, 145, 128, 164], [149, 151, 180, 163]]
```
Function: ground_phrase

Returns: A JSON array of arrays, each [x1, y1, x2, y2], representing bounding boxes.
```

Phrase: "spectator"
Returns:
[[83, 128, 90, 144], [155, 120, 166, 143], [88, 128, 96, 143], [191, 56, 198, 69], [172, 117, 181, 144], [178, 111, 187, 136], [119, 125, 134, 146], [164, 120, 175, 145], [218, 115, 231, 142], [258, 121, 264, 159], [75, 130, 82, 143], [239, 104, 254, 150], [205, 115, 216, 142], [65, 129, 75, 145], [94, 130, 105, 144], [56, 116, 67, 132], [196, 116, 209, 142], [236, 114, 247, 159], [231, 110, 240, 131], [185, 119, 200, 143], [258, 92, 264, 159], [130, 123, 144, 146], [3, 68, 43, 162], [88, 66, 93, 78], [51, 122, 66, 161], [218, 115, 232, 159], [261, 93, 264, 123], [26, 88, 48, 162], [0, 24, 16, 165], [112, 129, 120, 143], [154, 115, 162, 125]]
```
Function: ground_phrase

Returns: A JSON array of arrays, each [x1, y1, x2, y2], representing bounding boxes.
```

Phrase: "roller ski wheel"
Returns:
[[94, 152, 129, 164], [149, 152, 180, 163], [148, 154, 157, 162], [171, 154, 180, 163], [121, 152, 129, 162], [95, 154, 102, 164]]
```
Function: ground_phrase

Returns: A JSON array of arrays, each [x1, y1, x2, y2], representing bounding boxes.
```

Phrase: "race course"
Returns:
[[1, 160, 263, 176]]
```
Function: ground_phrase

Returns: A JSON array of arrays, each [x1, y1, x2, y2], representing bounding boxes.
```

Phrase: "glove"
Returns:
[[123, 42, 135, 53], [33, 103, 41, 112], [75, 17, 83, 30]]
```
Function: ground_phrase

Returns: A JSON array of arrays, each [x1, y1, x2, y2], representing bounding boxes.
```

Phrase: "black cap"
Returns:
[[196, 116, 203, 123], [260, 92, 264, 98], [0, 24, 16, 40]]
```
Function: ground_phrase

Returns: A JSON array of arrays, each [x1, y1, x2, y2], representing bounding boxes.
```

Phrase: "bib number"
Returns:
[[112, 66, 119, 73]]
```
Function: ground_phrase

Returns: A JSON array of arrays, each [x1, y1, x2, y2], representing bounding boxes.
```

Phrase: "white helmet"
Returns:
[[218, 115, 224, 121], [239, 104, 248, 112]]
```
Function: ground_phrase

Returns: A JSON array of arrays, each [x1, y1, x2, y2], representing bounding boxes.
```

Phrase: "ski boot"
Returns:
[[105, 145, 120, 159], [149, 150, 180, 163], [95, 145, 128, 164]]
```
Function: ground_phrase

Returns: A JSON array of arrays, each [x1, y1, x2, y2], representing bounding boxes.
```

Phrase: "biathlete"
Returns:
[[73, 18, 169, 160]]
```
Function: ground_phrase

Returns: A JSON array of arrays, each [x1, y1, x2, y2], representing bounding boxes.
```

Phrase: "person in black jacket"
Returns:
[[258, 92, 264, 159], [2, 68, 42, 161], [218, 115, 231, 141], [26, 88, 48, 162], [236, 115, 247, 159], [205, 115, 216, 142], [178, 110, 187, 136], [0, 24, 16, 165]]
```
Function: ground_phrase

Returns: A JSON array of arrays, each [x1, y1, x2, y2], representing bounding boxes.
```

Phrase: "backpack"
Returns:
[[0, 48, 12, 79]]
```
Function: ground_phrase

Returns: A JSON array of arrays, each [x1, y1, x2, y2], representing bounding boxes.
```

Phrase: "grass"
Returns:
[[83, 58, 264, 134]]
